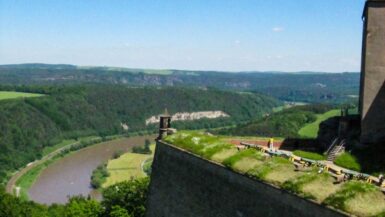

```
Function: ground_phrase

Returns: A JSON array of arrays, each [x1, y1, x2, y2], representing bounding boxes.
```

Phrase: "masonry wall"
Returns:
[[145, 141, 346, 217], [360, 0, 385, 143]]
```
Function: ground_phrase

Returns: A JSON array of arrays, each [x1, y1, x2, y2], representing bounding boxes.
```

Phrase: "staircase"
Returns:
[[326, 138, 346, 161]]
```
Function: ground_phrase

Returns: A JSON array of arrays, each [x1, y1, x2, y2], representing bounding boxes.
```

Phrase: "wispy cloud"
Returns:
[[234, 40, 241, 45], [272, 27, 284, 32]]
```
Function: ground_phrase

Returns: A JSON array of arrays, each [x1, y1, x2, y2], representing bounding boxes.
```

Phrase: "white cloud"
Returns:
[[272, 27, 284, 32], [234, 40, 241, 45]]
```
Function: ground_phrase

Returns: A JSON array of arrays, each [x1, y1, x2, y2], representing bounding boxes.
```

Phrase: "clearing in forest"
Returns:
[[298, 109, 340, 138], [0, 91, 44, 101]]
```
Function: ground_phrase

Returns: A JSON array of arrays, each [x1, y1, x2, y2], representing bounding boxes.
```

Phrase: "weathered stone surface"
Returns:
[[360, 0, 385, 143], [145, 141, 346, 217]]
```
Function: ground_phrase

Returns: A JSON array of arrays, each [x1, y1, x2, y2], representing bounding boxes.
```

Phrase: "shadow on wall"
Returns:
[[361, 81, 385, 144], [352, 141, 385, 174], [278, 116, 341, 153], [279, 138, 321, 152]]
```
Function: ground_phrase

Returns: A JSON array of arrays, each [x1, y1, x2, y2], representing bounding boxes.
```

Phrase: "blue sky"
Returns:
[[0, 0, 365, 72]]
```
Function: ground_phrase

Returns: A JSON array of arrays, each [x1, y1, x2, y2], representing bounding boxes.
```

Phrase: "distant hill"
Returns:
[[0, 63, 359, 103], [0, 85, 280, 183], [216, 104, 336, 138]]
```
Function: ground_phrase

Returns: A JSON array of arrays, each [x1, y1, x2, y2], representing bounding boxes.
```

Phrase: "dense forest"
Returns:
[[0, 85, 279, 183], [0, 64, 359, 103], [216, 104, 335, 138]]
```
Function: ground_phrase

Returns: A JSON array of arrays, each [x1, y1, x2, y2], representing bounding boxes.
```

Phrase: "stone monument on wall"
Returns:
[[359, 0, 385, 144]]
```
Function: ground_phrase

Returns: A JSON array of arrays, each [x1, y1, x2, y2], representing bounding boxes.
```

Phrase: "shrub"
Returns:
[[132, 140, 152, 154], [102, 177, 149, 217], [113, 150, 124, 159], [334, 153, 361, 171], [142, 158, 153, 176], [91, 163, 109, 188]]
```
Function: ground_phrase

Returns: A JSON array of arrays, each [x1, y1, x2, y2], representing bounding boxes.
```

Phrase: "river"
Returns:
[[28, 135, 154, 204]]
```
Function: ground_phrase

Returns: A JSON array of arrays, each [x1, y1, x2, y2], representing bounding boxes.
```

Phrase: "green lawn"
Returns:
[[0, 91, 44, 101], [298, 109, 340, 138], [292, 150, 326, 161], [103, 145, 155, 188], [334, 153, 361, 172]]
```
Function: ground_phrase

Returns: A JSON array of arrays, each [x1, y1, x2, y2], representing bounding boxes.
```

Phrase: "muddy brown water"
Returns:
[[28, 135, 154, 204]]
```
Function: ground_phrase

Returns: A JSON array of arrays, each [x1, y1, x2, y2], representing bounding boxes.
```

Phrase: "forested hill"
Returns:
[[0, 85, 280, 183], [0, 64, 359, 103], [216, 104, 336, 138]]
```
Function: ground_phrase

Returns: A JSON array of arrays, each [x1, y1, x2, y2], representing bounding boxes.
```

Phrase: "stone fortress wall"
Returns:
[[145, 141, 346, 217]]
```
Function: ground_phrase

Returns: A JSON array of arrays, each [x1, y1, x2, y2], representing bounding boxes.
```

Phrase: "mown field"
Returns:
[[298, 109, 340, 138], [0, 91, 44, 100], [103, 145, 155, 188]]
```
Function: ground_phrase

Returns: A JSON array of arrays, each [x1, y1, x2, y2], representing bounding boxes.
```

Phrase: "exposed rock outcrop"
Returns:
[[145, 111, 229, 125]]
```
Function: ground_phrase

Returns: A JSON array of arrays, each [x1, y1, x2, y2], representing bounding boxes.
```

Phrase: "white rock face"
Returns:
[[120, 123, 129, 130], [145, 111, 229, 125]]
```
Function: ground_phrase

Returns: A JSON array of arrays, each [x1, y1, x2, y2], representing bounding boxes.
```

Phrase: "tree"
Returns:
[[64, 196, 102, 217], [144, 139, 151, 154], [109, 205, 131, 217], [102, 177, 149, 217]]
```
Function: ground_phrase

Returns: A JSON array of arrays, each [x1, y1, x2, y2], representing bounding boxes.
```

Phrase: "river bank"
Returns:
[[26, 135, 154, 204], [6, 135, 120, 199]]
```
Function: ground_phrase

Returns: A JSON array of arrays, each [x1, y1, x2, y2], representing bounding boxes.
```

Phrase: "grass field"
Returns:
[[0, 91, 44, 101], [298, 109, 340, 138], [165, 131, 385, 216], [103, 145, 155, 188]]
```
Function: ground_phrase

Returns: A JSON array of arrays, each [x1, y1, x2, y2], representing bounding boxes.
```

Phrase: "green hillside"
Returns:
[[0, 63, 359, 103], [298, 109, 340, 138], [217, 104, 335, 138], [0, 85, 280, 184]]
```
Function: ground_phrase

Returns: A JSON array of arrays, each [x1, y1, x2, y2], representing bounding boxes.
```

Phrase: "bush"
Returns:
[[293, 150, 326, 161], [142, 158, 153, 176], [334, 153, 361, 171], [102, 177, 149, 217], [90, 163, 109, 189], [132, 139, 152, 154], [113, 150, 124, 159]]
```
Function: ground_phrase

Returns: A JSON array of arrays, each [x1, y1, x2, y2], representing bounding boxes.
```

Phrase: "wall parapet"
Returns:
[[145, 140, 346, 217]]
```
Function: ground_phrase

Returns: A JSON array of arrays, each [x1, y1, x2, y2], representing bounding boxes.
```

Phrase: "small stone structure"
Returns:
[[360, 0, 385, 143], [156, 109, 177, 140]]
